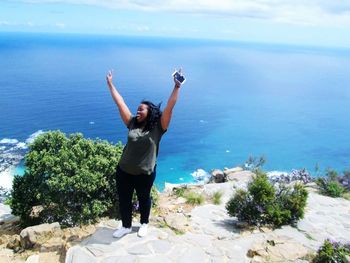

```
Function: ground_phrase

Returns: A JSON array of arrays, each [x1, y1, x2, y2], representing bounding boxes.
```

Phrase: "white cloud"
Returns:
[[16, 0, 350, 27]]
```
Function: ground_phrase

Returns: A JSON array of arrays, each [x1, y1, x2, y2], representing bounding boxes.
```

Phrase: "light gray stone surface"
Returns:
[[66, 181, 350, 263]]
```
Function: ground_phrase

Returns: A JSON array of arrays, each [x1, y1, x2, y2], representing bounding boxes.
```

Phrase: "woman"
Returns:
[[106, 70, 181, 238]]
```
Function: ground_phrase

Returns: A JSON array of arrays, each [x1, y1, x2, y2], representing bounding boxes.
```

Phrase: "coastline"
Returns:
[[1, 167, 349, 263], [0, 167, 16, 191]]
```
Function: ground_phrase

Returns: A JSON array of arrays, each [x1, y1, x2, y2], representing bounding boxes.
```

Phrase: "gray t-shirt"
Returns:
[[118, 117, 167, 175]]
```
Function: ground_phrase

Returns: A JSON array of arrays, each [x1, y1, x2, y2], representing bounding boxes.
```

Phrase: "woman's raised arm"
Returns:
[[161, 78, 181, 131], [106, 70, 132, 127]]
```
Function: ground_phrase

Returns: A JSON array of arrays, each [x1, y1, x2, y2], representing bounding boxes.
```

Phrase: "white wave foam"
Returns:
[[0, 138, 18, 144], [0, 168, 15, 190], [25, 130, 45, 144], [15, 142, 27, 149], [267, 170, 289, 177], [191, 168, 210, 182]]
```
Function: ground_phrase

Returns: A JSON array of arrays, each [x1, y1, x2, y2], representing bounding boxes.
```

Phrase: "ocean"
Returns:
[[1, 32, 350, 190]]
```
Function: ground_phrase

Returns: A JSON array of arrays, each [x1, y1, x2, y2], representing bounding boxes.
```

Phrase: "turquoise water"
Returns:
[[1, 32, 350, 189]]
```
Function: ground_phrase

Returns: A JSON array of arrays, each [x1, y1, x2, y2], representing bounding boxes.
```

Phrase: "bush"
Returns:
[[226, 171, 308, 227], [313, 239, 350, 263], [316, 178, 345, 198], [10, 131, 123, 227]]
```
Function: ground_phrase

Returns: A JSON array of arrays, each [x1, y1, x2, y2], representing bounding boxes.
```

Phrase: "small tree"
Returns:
[[10, 131, 123, 227], [243, 155, 266, 172], [226, 171, 308, 227]]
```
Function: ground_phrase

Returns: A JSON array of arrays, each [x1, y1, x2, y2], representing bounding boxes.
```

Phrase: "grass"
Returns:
[[185, 192, 205, 206], [158, 220, 185, 235], [211, 191, 223, 205], [342, 191, 350, 201], [173, 187, 187, 198]]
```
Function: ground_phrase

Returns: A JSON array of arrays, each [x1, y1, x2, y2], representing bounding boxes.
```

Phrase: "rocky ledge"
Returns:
[[1, 169, 350, 263]]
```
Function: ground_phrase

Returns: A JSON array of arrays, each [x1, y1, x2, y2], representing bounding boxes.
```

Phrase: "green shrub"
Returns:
[[316, 178, 345, 198], [185, 191, 205, 206], [226, 172, 308, 227], [212, 191, 223, 205], [326, 181, 345, 197], [10, 131, 124, 227], [313, 239, 350, 263]]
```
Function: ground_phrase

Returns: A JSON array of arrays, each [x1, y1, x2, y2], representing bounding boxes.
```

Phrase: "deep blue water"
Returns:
[[1, 32, 350, 189]]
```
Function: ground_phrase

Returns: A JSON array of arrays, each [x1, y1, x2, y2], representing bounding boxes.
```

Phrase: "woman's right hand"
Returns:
[[106, 70, 113, 85]]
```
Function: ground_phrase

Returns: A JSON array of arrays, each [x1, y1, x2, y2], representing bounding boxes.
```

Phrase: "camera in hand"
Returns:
[[172, 70, 186, 84]]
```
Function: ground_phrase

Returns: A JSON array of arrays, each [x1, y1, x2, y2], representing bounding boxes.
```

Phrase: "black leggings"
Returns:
[[116, 166, 156, 228]]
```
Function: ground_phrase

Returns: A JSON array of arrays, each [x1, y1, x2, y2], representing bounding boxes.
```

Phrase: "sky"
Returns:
[[1, 0, 350, 48]]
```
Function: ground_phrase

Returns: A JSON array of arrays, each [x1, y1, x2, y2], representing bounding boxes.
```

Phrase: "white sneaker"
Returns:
[[138, 223, 148, 237], [112, 227, 132, 238]]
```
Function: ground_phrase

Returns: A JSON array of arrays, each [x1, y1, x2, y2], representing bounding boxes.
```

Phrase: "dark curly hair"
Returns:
[[140, 100, 162, 132]]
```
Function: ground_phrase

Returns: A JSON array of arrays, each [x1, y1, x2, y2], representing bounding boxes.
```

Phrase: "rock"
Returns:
[[164, 214, 190, 233], [63, 225, 96, 243], [6, 234, 21, 249], [65, 246, 97, 263], [20, 222, 62, 249], [248, 237, 310, 262], [0, 204, 20, 236], [210, 169, 225, 183], [127, 243, 152, 255], [39, 237, 65, 252], [149, 240, 172, 254], [259, 227, 273, 233], [223, 167, 243, 176], [226, 170, 254, 183], [29, 206, 44, 218], [0, 248, 14, 261], [175, 246, 208, 262], [39, 252, 62, 263], [173, 197, 187, 205], [25, 254, 39, 263], [345, 255, 350, 263], [0, 234, 21, 250]]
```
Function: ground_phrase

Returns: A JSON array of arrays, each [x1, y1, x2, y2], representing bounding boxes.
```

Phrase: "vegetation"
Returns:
[[316, 169, 349, 198], [243, 155, 266, 172], [313, 239, 350, 263], [172, 186, 205, 206], [211, 191, 223, 205], [10, 131, 124, 227], [226, 170, 308, 227], [172, 186, 188, 198], [185, 191, 205, 205]]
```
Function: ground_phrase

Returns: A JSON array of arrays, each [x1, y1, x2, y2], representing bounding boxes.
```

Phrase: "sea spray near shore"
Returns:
[[0, 130, 44, 191]]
